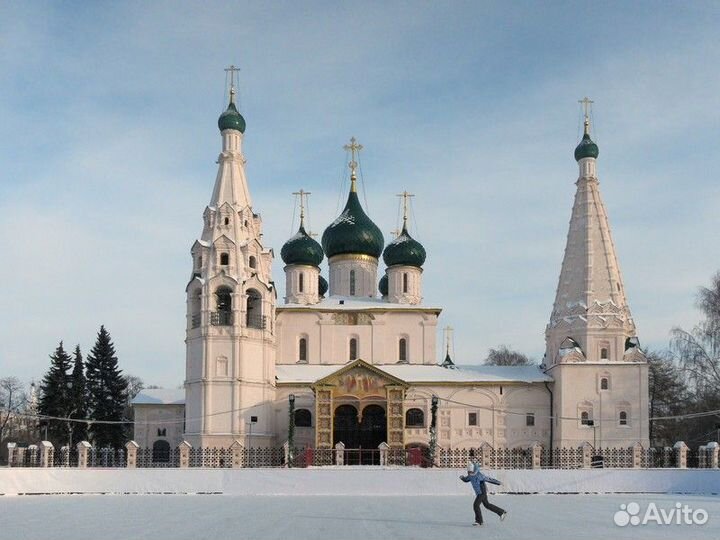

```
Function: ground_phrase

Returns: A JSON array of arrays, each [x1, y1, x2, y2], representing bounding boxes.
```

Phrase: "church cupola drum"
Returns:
[[282, 190, 324, 304], [321, 138, 384, 297], [382, 191, 426, 304], [184, 67, 277, 448]]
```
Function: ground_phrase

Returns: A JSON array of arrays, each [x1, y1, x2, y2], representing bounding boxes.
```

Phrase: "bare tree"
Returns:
[[484, 345, 534, 366], [0, 377, 27, 445], [671, 272, 720, 395]]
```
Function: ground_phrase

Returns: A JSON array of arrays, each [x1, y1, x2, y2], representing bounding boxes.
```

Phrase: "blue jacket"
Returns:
[[460, 469, 501, 496]]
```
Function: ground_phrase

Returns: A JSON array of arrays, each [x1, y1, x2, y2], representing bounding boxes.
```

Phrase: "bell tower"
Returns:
[[545, 99, 648, 448], [184, 67, 277, 448]]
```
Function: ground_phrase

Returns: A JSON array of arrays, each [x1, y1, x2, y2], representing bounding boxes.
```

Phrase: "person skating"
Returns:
[[460, 462, 507, 526]]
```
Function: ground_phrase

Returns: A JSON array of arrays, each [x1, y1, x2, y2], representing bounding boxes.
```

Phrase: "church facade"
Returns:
[[132, 85, 649, 456]]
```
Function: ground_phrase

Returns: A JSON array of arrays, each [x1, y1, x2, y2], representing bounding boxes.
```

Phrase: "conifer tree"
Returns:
[[69, 345, 88, 445], [38, 342, 73, 446], [85, 326, 128, 448]]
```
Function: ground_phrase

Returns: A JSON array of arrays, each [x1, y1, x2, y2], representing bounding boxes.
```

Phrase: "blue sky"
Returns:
[[1, 2, 719, 388]]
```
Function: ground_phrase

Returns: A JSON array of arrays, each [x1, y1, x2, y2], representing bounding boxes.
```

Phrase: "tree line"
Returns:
[[37, 325, 132, 449]]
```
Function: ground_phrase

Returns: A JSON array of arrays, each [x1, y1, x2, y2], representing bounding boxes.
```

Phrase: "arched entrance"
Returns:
[[333, 404, 387, 465], [360, 405, 387, 450]]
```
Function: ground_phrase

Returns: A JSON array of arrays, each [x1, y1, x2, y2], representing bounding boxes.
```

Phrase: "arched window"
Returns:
[[295, 409, 312, 427], [224, 217, 229, 226], [403, 273, 408, 294], [405, 408, 424, 427], [299, 273, 304, 292], [249, 256, 257, 269], [246, 289, 263, 329], [220, 252, 229, 266], [600, 347, 609, 360], [191, 289, 202, 328], [349, 338, 358, 361], [581, 411, 591, 425], [152, 440, 170, 463], [349, 270, 356, 296], [299, 338, 307, 362], [399, 338, 407, 362], [619, 411, 628, 425], [213, 287, 233, 325], [600, 377, 609, 390]]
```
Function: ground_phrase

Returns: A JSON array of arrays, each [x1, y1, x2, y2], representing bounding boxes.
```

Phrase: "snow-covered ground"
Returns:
[[1, 493, 718, 540]]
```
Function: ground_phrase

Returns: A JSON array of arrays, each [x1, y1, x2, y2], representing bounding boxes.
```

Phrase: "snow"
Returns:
[[3, 468, 720, 497], [280, 296, 442, 311], [0, 493, 718, 540], [131, 389, 186, 405], [275, 364, 551, 384]]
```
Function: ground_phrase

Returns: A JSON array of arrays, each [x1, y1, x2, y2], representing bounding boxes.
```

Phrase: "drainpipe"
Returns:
[[544, 381, 554, 457]]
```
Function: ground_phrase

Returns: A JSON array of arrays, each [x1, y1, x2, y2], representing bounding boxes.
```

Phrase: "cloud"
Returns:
[[0, 3, 718, 385]]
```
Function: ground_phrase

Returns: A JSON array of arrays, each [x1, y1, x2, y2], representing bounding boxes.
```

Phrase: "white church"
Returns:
[[132, 80, 649, 458]]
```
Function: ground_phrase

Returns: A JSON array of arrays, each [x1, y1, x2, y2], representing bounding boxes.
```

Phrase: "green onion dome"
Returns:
[[281, 225, 324, 266], [382, 224, 426, 268], [378, 274, 388, 296], [218, 101, 246, 133], [574, 133, 599, 161], [321, 188, 384, 259], [318, 275, 328, 297]]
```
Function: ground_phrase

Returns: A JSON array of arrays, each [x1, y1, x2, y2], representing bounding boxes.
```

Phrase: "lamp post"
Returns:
[[288, 394, 296, 467], [429, 395, 439, 466]]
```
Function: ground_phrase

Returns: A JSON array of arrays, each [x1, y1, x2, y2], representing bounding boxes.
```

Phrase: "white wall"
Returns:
[[3, 468, 719, 496]]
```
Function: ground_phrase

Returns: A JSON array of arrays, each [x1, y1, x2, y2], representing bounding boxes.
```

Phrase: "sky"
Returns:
[[1, 2, 719, 388]]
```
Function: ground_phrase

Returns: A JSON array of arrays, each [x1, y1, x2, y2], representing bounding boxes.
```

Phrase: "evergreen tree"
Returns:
[[85, 326, 128, 448], [38, 342, 73, 446], [69, 345, 88, 445]]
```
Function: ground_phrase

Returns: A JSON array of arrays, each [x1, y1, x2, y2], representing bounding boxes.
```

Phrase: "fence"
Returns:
[[5, 440, 719, 470]]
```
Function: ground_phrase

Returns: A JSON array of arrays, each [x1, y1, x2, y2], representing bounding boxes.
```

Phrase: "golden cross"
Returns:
[[292, 189, 311, 228], [225, 65, 241, 102], [579, 96, 593, 134], [343, 137, 363, 190], [396, 190, 415, 231]]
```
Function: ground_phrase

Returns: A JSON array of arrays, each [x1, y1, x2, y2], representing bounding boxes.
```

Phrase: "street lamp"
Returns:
[[288, 394, 296, 466], [429, 395, 439, 466]]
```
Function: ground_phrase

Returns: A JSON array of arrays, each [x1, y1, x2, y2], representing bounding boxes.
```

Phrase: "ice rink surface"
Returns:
[[1, 494, 719, 540]]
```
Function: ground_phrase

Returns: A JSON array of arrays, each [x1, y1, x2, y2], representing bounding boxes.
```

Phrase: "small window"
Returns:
[[399, 338, 407, 362], [600, 377, 609, 390], [224, 217, 230, 226], [299, 338, 307, 362], [349, 338, 358, 361], [156, 428, 167, 437], [349, 270, 356, 296], [244, 220, 249, 227], [249, 256, 257, 269], [619, 411, 628, 426], [403, 273, 408, 294], [581, 411, 591, 425], [299, 273, 304, 292], [406, 408, 424, 427], [294, 409, 312, 427], [526, 413, 535, 427], [220, 253, 229, 266], [600, 347, 609, 360], [468, 412, 478, 426]]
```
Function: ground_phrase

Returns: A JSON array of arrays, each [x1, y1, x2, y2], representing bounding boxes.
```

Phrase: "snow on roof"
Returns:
[[278, 296, 441, 311], [275, 363, 552, 384], [132, 389, 186, 405]]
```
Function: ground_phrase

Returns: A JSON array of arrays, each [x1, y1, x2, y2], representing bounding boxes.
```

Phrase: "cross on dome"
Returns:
[[224, 64, 241, 103], [343, 137, 363, 191]]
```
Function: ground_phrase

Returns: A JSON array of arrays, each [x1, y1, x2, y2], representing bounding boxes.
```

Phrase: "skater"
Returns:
[[460, 462, 507, 526]]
